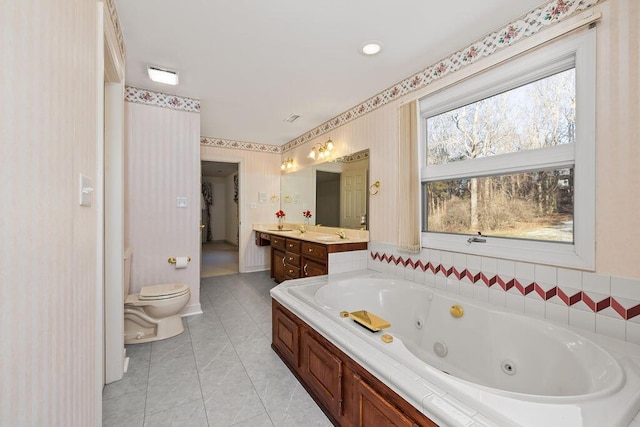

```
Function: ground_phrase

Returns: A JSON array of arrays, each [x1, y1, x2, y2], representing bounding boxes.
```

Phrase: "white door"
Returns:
[[340, 169, 367, 229]]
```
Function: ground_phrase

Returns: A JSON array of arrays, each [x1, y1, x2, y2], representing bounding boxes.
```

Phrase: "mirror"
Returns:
[[280, 149, 369, 229]]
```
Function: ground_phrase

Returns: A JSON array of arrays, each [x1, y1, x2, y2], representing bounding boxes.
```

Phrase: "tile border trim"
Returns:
[[125, 86, 201, 113], [370, 251, 640, 321], [281, 0, 603, 153]]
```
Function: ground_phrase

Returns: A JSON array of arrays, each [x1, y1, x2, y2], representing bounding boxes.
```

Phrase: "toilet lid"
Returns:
[[139, 283, 190, 300]]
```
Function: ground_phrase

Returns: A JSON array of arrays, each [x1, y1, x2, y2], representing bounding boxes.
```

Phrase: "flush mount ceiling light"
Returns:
[[147, 65, 179, 85], [308, 139, 334, 160], [361, 42, 382, 56]]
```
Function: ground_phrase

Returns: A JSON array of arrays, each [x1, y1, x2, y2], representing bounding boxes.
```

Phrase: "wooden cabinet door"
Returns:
[[301, 330, 343, 418], [303, 258, 327, 277], [354, 374, 417, 427], [272, 304, 299, 368], [272, 249, 287, 282]]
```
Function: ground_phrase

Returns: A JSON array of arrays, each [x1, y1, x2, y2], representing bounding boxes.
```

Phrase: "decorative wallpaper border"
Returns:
[[105, 0, 126, 60], [200, 137, 282, 153], [370, 251, 640, 322], [281, 0, 603, 153], [337, 150, 369, 163], [125, 86, 201, 113]]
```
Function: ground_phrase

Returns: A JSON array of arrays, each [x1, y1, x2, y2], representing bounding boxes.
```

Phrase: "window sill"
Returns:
[[422, 232, 594, 271]]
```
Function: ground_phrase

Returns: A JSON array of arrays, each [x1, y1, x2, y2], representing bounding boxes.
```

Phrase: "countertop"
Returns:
[[253, 223, 369, 245]]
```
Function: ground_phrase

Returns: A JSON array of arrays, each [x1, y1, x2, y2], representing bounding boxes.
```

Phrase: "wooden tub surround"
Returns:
[[272, 300, 437, 427]]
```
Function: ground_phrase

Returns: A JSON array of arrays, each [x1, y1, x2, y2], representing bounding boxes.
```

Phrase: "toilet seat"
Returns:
[[139, 283, 190, 301]]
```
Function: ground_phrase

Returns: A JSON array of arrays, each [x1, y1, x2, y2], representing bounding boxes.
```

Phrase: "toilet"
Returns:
[[123, 248, 191, 344]]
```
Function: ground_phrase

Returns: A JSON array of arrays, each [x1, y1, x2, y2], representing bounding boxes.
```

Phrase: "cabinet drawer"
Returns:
[[285, 252, 301, 267], [285, 239, 301, 252], [271, 236, 285, 250], [302, 242, 327, 261], [286, 265, 301, 279]]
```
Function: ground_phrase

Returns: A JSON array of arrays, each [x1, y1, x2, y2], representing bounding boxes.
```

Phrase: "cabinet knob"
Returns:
[[303, 264, 308, 276]]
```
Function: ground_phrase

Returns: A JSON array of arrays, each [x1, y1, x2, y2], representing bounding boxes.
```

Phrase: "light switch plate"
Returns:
[[80, 174, 93, 207], [177, 197, 188, 208]]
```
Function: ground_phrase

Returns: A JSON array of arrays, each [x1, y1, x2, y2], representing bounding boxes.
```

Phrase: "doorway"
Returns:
[[201, 161, 239, 277], [316, 171, 341, 227]]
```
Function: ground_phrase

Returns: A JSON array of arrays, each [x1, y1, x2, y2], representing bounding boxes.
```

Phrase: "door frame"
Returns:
[[199, 153, 245, 272], [98, 1, 126, 391]]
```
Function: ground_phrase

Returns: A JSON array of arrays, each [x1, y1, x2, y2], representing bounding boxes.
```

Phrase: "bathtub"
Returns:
[[271, 271, 640, 427]]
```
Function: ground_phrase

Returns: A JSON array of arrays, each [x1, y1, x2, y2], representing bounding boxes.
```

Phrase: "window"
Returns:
[[419, 30, 595, 269]]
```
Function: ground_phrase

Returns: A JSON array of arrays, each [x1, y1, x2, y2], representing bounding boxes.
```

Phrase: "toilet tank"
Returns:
[[123, 248, 132, 300]]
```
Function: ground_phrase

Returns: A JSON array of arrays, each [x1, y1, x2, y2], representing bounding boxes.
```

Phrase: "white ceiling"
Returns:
[[201, 161, 238, 178], [115, 0, 544, 146]]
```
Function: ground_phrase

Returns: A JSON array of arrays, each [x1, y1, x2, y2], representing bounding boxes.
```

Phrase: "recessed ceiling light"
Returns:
[[147, 66, 179, 85], [361, 42, 382, 56]]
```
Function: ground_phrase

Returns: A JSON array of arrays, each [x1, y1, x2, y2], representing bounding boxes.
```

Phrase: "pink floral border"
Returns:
[[105, 0, 126, 60], [370, 251, 640, 321], [200, 137, 282, 154], [338, 150, 369, 163], [281, 0, 602, 153], [125, 87, 200, 113]]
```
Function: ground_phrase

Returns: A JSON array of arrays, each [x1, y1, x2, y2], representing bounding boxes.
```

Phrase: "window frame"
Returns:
[[419, 30, 596, 270]]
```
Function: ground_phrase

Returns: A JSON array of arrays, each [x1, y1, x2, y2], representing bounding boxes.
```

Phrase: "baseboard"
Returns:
[[241, 265, 269, 273], [203, 239, 238, 246], [181, 303, 203, 317]]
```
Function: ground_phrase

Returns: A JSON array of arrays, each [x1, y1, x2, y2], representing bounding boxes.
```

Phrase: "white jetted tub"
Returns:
[[271, 271, 640, 427]]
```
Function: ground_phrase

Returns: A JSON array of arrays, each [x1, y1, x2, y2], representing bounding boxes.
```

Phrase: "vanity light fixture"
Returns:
[[147, 65, 179, 85], [281, 158, 294, 170], [308, 139, 334, 160]]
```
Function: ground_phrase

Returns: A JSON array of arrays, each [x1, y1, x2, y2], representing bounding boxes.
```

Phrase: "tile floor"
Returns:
[[200, 243, 239, 278], [103, 272, 332, 427]]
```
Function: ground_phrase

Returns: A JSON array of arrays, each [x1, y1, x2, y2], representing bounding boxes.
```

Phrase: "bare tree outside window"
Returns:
[[424, 69, 576, 242]]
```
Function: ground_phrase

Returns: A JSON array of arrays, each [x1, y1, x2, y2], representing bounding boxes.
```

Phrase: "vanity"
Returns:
[[254, 226, 368, 283], [257, 148, 371, 282]]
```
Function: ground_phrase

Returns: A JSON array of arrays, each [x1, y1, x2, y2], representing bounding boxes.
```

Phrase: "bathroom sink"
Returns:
[[316, 235, 340, 242]]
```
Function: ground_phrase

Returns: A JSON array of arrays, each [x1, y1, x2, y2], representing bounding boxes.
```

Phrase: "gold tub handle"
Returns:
[[450, 305, 464, 318]]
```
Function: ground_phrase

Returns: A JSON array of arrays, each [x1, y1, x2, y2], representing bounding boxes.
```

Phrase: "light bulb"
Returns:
[[326, 140, 334, 151]]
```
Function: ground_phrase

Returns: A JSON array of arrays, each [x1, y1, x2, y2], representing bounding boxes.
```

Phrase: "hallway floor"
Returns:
[[102, 272, 331, 427], [201, 242, 239, 278]]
